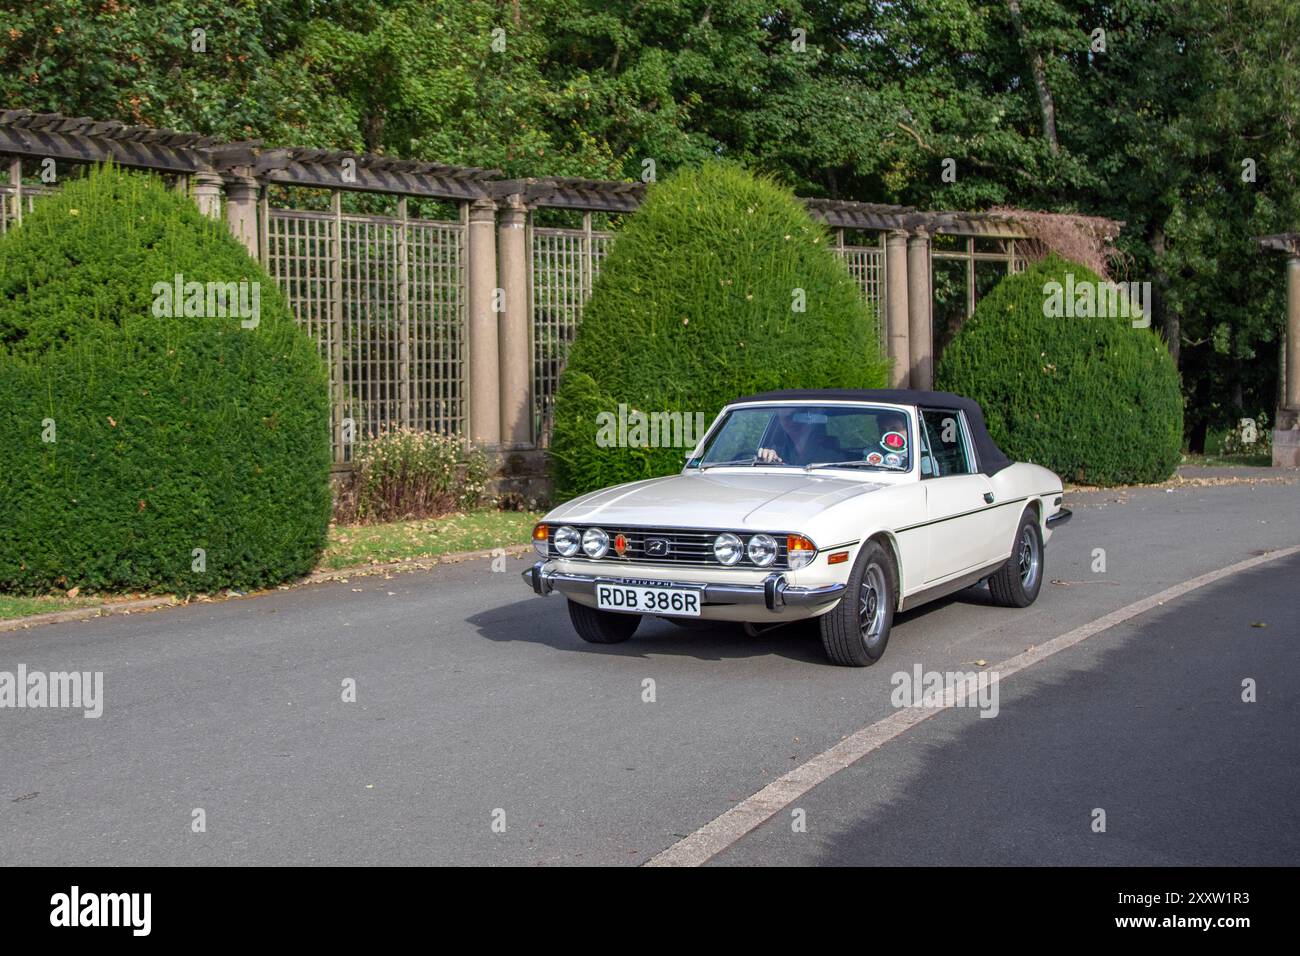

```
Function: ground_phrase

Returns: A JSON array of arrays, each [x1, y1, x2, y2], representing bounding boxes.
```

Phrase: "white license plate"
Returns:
[[595, 583, 701, 617]]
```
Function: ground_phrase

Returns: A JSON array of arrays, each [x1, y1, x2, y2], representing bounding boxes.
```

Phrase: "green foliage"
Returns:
[[936, 257, 1183, 486], [3, 0, 1295, 443], [0, 0, 623, 177], [334, 428, 492, 523], [0, 165, 331, 594], [550, 162, 889, 498], [0, 1, 312, 143]]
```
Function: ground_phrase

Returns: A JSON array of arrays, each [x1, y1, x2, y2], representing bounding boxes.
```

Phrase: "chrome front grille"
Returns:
[[549, 525, 791, 570]]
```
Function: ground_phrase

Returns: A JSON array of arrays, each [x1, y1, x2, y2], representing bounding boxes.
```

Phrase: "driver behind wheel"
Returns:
[[756, 410, 841, 465]]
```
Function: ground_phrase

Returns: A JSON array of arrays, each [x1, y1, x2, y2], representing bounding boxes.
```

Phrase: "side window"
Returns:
[[918, 416, 936, 476], [920, 409, 974, 476]]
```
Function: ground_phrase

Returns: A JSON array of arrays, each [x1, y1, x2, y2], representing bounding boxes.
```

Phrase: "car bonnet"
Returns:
[[548, 471, 885, 531]]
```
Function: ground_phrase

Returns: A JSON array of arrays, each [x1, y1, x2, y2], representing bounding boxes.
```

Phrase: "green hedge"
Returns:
[[550, 162, 889, 498], [935, 256, 1183, 486], [0, 165, 332, 594]]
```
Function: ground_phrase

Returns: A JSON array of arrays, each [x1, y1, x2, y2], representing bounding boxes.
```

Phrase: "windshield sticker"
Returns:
[[865, 452, 884, 465], [881, 431, 907, 451], [884, 453, 902, 468]]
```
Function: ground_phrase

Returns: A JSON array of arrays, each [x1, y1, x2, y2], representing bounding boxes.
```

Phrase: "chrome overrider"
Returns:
[[521, 561, 847, 613]]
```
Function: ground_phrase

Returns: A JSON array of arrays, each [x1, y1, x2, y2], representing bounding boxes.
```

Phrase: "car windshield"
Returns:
[[691, 404, 913, 471]]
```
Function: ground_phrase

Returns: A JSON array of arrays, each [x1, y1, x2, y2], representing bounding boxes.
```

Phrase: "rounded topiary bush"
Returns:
[[935, 255, 1182, 486], [0, 165, 331, 594], [550, 162, 889, 498]]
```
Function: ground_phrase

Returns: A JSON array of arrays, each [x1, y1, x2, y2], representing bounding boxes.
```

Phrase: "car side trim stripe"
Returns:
[[893, 496, 1027, 533], [819, 539, 860, 551], [892, 491, 1059, 534]]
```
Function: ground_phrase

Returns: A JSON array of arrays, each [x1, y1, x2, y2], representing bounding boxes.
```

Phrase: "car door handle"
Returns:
[[983, 492, 995, 504]]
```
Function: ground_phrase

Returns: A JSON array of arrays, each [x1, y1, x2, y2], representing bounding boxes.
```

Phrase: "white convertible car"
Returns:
[[523, 389, 1071, 666]]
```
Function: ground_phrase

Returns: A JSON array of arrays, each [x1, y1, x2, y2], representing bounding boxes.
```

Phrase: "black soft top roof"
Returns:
[[730, 388, 1013, 476]]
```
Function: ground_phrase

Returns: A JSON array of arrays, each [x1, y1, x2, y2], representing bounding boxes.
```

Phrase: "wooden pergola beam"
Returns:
[[252, 148, 497, 200], [490, 178, 646, 213], [0, 120, 214, 174], [1259, 232, 1300, 257], [0, 110, 1116, 239], [926, 213, 1030, 239], [804, 198, 915, 232]]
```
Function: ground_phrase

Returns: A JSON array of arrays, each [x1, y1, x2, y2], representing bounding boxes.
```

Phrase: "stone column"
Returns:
[[192, 171, 223, 220], [885, 230, 911, 388], [6, 156, 22, 227], [1272, 255, 1300, 466], [497, 194, 531, 448], [223, 172, 260, 258], [466, 197, 501, 448], [907, 231, 933, 390], [1286, 257, 1300, 412]]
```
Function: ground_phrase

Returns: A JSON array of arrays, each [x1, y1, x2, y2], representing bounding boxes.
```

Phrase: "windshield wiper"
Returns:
[[700, 456, 796, 470], [804, 460, 886, 471]]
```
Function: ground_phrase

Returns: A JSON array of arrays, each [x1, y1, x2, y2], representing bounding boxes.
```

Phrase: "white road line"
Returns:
[[644, 544, 1300, 867]]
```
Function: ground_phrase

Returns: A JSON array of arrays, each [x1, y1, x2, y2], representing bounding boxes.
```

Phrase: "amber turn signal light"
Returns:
[[786, 534, 816, 570], [827, 551, 849, 565]]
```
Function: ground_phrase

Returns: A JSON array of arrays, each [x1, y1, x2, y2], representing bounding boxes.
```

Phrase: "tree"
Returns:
[[549, 162, 889, 498], [4, 0, 1294, 445]]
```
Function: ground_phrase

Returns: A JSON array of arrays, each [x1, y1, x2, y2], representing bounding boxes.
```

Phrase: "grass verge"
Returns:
[[319, 510, 541, 570], [0, 594, 100, 620], [1180, 452, 1273, 468]]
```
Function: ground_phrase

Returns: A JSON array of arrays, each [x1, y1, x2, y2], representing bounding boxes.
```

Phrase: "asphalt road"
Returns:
[[2, 476, 1298, 866]]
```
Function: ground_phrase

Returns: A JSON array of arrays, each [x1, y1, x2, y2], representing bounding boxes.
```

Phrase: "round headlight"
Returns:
[[747, 533, 778, 567], [554, 525, 581, 557], [581, 527, 609, 559], [713, 532, 743, 566]]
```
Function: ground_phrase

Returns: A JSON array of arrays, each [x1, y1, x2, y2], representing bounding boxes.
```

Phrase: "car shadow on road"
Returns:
[[466, 596, 832, 664], [466, 584, 994, 666]]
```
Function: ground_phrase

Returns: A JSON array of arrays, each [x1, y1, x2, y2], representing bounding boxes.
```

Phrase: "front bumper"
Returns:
[[521, 561, 846, 612], [1046, 507, 1072, 528]]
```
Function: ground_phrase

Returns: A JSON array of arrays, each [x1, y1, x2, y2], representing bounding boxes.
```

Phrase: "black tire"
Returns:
[[819, 539, 897, 667], [567, 599, 641, 644], [988, 509, 1044, 608]]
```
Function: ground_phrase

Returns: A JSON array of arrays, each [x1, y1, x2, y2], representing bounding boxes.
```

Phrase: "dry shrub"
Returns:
[[334, 429, 492, 524], [990, 208, 1122, 280]]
